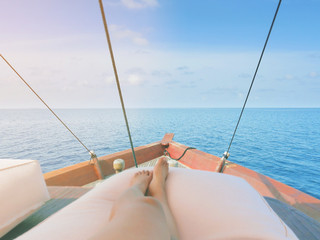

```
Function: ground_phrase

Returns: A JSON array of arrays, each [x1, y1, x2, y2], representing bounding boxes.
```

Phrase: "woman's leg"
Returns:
[[92, 170, 171, 240], [149, 157, 180, 240], [108, 170, 152, 221]]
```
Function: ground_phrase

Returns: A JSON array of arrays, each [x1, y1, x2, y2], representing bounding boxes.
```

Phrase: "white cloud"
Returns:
[[110, 25, 149, 46], [105, 76, 115, 85], [309, 71, 318, 78], [133, 37, 149, 45], [285, 74, 294, 80], [237, 92, 244, 99], [77, 80, 89, 87], [121, 0, 159, 9], [127, 74, 143, 85]]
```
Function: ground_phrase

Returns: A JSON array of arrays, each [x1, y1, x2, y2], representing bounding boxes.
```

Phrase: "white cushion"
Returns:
[[18, 168, 298, 240], [0, 159, 50, 238]]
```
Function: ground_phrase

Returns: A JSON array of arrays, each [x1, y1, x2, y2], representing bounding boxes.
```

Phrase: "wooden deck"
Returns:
[[265, 197, 320, 240], [137, 156, 188, 168], [2, 186, 92, 240]]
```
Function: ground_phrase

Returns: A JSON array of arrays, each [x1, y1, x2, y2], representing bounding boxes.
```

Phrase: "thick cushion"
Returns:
[[18, 167, 298, 240], [0, 159, 50, 237]]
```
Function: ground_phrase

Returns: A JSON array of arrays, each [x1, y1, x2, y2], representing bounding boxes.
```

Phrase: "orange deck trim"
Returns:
[[98, 141, 165, 176], [44, 161, 99, 187], [161, 133, 175, 146]]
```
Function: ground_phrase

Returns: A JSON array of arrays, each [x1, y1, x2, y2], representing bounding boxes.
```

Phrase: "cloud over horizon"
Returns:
[[110, 25, 149, 46]]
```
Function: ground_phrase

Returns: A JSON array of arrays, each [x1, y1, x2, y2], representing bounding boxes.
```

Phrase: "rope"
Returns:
[[225, 0, 282, 155], [164, 147, 196, 161], [0, 54, 93, 155], [98, 0, 138, 168], [1, 54, 104, 178]]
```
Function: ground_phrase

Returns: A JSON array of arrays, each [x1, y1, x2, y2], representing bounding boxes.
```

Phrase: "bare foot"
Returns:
[[149, 157, 168, 196], [130, 170, 153, 195]]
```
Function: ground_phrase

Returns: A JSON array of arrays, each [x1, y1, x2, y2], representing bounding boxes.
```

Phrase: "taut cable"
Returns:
[[217, 0, 282, 172], [1, 54, 91, 153], [98, 0, 138, 168], [0, 54, 103, 178], [226, 0, 282, 155]]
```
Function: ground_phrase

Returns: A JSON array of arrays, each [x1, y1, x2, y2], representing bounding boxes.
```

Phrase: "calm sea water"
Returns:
[[0, 108, 319, 199]]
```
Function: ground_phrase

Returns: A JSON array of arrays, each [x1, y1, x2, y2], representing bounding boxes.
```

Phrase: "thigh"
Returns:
[[92, 197, 171, 240]]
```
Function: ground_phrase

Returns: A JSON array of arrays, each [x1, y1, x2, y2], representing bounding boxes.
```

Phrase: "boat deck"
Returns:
[[138, 157, 188, 168], [265, 197, 320, 240], [2, 157, 320, 240], [2, 186, 92, 240], [2, 157, 186, 239]]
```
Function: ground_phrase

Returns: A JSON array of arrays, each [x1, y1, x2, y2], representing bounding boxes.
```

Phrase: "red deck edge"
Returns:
[[161, 133, 175, 146]]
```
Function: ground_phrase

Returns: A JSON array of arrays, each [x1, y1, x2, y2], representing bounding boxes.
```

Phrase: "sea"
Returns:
[[0, 108, 319, 199]]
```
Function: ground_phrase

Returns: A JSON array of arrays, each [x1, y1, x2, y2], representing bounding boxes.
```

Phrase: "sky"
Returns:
[[0, 0, 319, 108]]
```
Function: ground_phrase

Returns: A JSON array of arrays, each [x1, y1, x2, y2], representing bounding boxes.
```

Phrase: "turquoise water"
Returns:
[[0, 108, 319, 199]]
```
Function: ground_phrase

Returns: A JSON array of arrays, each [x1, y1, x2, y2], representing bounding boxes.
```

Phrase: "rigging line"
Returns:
[[226, 0, 282, 154], [0, 54, 92, 154], [98, 0, 138, 168]]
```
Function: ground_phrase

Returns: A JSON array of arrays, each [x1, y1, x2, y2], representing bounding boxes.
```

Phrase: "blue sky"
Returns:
[[1, 0, 319, 108]]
